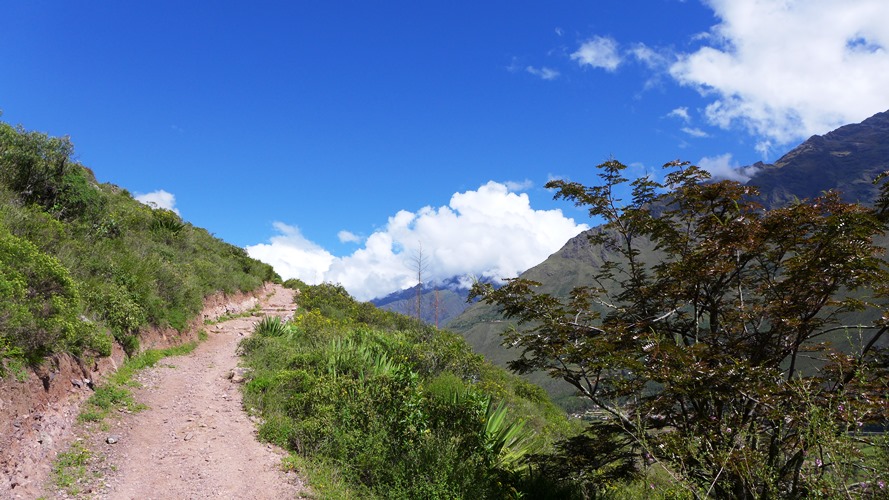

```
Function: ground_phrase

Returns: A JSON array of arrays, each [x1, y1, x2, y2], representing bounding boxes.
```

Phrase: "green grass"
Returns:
[[281, 454, 355, 499], [78, 341, 200, 423], [1, 119, 278, 371], [241, 282, 583, 498], [63, 336, 207, 495], [204, 305, 261, 325], [52, 441, 92, 495]]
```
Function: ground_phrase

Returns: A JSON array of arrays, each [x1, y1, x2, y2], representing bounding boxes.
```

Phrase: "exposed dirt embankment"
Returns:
[[63, 284, 305, 499], [0, 284, 273, 497]]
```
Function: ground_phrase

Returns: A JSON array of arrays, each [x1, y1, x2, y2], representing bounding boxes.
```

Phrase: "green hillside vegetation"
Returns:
[[447, 234, 662, 410], [0, 120, 277, 374], [471, 159, 889, 497], [450, 110, 889, 413], [240, 280, 588, 499]]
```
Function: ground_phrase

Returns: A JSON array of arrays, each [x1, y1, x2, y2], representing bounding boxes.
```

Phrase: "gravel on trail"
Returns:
[[44, 284, 308, 499]]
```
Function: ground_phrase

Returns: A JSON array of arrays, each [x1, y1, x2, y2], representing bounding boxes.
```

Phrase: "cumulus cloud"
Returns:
[[134, 190, 179, 214], [525, 65, 560, 80], [698, 153, 760, 182], [630, 42, 671, 71], [504, 179, 534, 192], [571, 36, 622, 71], [245, 222, 335, 284], [248, 182, 589, 301], [681, 127, 709, 138], [338, 230, 361, 244], [668, 107, 691, 123], [670, 0, 889, 152]]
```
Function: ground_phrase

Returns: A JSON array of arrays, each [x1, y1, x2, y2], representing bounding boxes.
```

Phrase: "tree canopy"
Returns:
[[472, 160, 889, 497]]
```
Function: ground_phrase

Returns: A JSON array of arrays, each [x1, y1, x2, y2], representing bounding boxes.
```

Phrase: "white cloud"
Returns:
[[525, 65, 560, 80], [245, 222, 335, 284], [134, 190, 179, 214], [668, 107, 691, 122], [669, 0, 889, 152], [571, 36, 622, 71], [248, 182, 589, 301], [681, 127, 709, 138], [338, 230, 361, 244], [698, 153, 760, 182], [630, 43, 670, 70], [504, 179, 534, 192]]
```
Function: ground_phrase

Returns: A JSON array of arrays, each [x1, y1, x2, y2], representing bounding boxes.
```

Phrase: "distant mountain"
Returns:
[[748, 109, 889, 207], [447, 108, 889, 407], [371, 276, 484, 327]]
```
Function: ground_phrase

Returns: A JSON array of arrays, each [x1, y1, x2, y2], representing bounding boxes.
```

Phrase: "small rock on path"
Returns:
[[52, 284, 307, 499]]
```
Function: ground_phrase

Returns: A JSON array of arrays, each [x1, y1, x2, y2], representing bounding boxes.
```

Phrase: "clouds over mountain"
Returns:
[[670, 0, 889, 154], [569, 0, 889, 154], [134, 190, 179, 214], [247, 182, 589, 301]]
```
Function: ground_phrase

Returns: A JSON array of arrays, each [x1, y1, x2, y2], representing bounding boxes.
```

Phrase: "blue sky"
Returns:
[[3, 1, 889, 299]]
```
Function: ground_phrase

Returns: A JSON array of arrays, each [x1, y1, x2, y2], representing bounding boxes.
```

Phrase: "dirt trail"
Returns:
[[44, 284, 307, 499]]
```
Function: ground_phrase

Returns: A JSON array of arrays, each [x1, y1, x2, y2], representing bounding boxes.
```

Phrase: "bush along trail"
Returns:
[[39, 284, 307, 499]]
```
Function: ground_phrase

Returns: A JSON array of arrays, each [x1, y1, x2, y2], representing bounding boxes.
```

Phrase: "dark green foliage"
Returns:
[[0, 224, 109, 360], [241, 283, 581, 498], [150, 208, 184, 235], [472, 159, 889, 497], [0, 120, 278, 368], [0, 123, 106, 221]]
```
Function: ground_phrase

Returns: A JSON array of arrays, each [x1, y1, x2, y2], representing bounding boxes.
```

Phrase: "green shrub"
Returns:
[[150, 208, 184, 235], [256, 316, 288, 337], [240, 282, 581, 498], [0, 224, 108, 359], [1, 119, 277, 368]]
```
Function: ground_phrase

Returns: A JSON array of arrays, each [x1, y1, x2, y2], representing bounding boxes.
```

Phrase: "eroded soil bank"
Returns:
[[2, 283, 305, 499]]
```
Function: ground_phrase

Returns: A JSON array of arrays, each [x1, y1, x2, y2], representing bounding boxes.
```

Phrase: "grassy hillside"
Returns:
[[449, 111, 889, 409], [0, 120, 278, 375], [448, 230, 661, 408], [452, 226, 889, 410], [241, 280, 585, 499]]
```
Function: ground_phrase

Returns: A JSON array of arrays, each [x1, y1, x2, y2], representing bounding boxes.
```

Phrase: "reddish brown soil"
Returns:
[[1, 284, 308, 499]]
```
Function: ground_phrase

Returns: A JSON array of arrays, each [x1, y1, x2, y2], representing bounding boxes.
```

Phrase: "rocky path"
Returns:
[[45, 284, 307, 499]]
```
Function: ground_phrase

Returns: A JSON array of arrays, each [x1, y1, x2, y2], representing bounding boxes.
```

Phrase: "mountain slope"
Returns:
[[371, 280, 472, 326], [750, 109, 889, 207], [447, 108, 889, 405], [0, 120, 278, 368]]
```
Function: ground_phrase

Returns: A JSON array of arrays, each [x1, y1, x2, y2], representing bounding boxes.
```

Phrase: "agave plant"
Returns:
[[255, 316, 288, 337], [482, 399, 538, 470], [150, 208, 185, 234]]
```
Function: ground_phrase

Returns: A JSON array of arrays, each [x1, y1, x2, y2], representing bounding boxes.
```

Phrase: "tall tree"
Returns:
[[472, 160, 889, 497]]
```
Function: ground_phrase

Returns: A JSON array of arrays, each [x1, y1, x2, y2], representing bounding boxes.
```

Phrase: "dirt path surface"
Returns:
[[45, 284, 307, 499]]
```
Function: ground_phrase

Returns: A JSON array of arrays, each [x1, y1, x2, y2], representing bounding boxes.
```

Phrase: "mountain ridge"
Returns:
[[447, 108, 889, 405]]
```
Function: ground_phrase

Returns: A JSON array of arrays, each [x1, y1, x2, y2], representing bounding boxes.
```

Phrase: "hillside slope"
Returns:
[[447, 108, 889, 405], [0, 120, 278, 369], [34, 285, 305, 499], [0, 120, 280, 493]]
